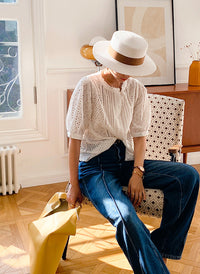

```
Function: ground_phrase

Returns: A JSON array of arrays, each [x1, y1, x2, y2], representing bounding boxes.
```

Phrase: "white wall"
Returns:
[[18, 0, 200, 188], [174, 0, 200, 81]]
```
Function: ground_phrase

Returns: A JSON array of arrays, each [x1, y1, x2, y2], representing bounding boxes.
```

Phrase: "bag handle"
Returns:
[[40, 192, 68, 219]]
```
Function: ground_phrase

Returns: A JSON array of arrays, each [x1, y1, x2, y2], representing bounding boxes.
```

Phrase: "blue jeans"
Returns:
[[78, 141, 199, 274]]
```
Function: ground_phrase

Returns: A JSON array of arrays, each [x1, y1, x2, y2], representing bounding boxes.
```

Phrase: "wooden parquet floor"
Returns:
[[0, 165, 200, 274]]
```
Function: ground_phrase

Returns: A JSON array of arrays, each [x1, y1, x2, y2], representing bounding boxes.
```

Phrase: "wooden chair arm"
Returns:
[[168, 144, 182, 154], [168, 144, 182, 162]]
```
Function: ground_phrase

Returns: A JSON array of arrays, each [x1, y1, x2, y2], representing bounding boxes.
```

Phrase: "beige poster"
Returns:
[[116, 0, 175, 85], [125, 7, 166, 78]]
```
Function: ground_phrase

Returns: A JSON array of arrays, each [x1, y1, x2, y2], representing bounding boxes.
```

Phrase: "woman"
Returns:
[[66, 31, 199, 274]]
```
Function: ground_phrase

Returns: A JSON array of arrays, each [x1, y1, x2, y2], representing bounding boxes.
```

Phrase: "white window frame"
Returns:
[[0, 0, 48, 144]]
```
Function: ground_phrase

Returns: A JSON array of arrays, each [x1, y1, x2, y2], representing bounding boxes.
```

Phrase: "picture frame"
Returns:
[[115, 0, 176, 86]]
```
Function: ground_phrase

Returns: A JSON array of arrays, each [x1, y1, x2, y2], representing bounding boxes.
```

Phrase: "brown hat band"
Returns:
[[108, 46, 145, 66]]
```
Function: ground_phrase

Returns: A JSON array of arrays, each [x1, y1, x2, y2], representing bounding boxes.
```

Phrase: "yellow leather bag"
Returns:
[[28, 192, 80, 274]]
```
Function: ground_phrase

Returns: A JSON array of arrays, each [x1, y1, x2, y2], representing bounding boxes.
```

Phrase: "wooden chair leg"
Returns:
[[62, 236, 70, 260], [183, 153, 187, 164]]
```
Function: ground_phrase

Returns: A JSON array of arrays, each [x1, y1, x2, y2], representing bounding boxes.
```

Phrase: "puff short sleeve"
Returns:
[[129, 84, 151, 137], [66, 78, 91, 140]]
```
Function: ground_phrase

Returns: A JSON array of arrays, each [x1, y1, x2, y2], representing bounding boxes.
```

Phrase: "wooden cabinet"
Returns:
[[147, 84, 200, 163]]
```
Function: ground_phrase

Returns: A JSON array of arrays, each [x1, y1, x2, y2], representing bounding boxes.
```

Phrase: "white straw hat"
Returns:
[[93, 30, 156, 76]]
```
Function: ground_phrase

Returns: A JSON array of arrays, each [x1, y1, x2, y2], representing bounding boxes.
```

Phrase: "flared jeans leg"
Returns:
[[79, 170, 170, 274], [142, 160, 199, 259]]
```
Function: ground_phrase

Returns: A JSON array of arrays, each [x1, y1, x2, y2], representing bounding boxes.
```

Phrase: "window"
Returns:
[[0, 0, 17, 3], [0, 20, 21, 119], [0, 0, 47, 143]]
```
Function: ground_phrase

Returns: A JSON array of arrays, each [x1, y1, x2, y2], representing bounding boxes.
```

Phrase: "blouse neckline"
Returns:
[[99, 71, 128, 92]]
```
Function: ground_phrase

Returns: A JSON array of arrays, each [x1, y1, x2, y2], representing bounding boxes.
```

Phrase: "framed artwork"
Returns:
[[115, 0, 176, 86]]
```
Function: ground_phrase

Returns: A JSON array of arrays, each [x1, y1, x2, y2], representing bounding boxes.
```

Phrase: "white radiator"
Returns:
[[0, 146, 20, 195]]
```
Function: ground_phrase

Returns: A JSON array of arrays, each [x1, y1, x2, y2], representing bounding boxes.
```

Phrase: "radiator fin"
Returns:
[[0, 146, 20, 195]]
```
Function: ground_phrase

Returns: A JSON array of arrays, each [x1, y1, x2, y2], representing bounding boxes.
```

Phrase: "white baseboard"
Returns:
[[187, 152, 200, 165]]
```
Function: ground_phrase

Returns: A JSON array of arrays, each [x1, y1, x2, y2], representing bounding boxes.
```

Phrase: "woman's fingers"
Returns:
[[67, 183, 83, 209], [130, 190, 145, 206], [68, 201, 82, 209], [128, 178, 146, 207], [133, 192, 139, 206], [137, 191, 144, 205], [143, 190, 146, 201], [68, 203, 76, 209]]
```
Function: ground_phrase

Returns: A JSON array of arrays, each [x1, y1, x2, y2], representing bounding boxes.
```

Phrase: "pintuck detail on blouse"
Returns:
[[66, 71, 151, 161]]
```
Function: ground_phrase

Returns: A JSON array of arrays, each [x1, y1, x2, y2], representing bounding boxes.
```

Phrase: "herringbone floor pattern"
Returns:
[[0, 165, 200, 274]]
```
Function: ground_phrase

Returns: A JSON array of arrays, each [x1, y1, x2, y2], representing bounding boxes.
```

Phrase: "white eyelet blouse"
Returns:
[[66, 71, 151, 162]]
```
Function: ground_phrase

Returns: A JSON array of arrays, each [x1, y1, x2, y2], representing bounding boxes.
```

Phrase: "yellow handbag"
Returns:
[[28, 192, 80, 274]]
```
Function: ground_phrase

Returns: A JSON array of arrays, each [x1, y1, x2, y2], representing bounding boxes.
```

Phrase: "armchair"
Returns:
[[131, 94, 185, 217]]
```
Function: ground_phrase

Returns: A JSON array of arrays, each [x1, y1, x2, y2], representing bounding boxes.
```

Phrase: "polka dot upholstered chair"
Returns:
[[133, 94, 185, 218]]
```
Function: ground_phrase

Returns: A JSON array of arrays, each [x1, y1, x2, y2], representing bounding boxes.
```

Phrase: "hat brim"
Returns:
[[93, 41, 156, 76]]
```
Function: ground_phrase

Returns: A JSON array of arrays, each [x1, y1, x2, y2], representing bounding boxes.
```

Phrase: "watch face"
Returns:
[[135, 166, 145, 172], [139, 166, 145, 172]]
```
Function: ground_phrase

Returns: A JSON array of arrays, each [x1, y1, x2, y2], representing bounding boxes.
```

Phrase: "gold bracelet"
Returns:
[[132, 168, 144, 178], [134, 166, 145, 173]]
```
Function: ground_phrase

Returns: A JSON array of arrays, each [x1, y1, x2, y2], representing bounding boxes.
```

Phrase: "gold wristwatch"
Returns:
[[134, 166, 145, 173], [133, 166, 145, 178]]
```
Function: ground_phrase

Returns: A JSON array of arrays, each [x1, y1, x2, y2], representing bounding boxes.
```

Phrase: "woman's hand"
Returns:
[[67, 183, 83, 209], [128, 174, 146, 207]]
